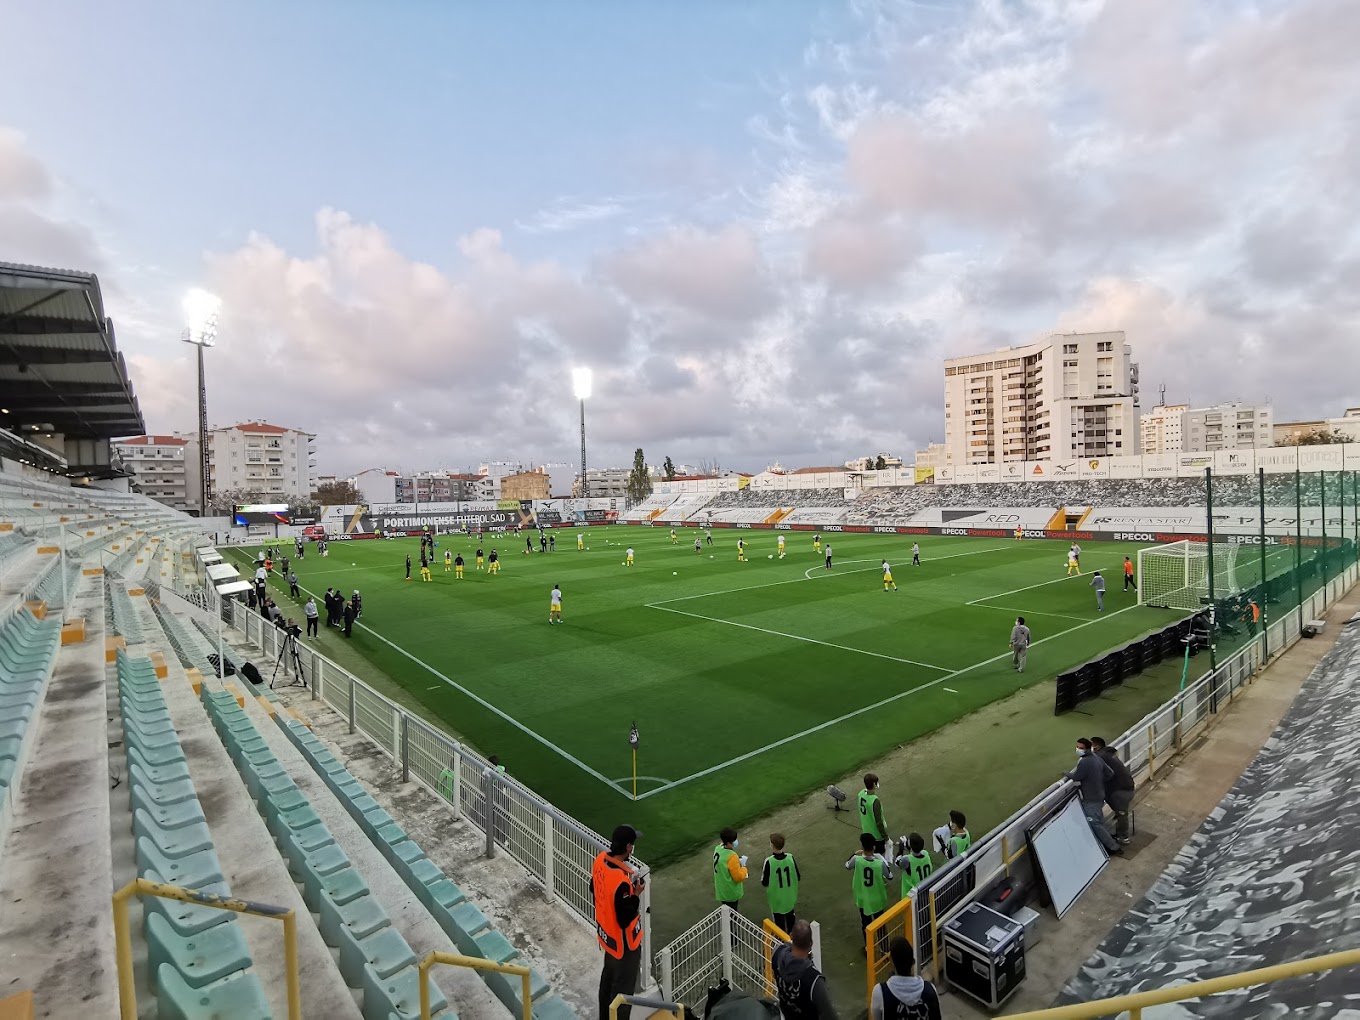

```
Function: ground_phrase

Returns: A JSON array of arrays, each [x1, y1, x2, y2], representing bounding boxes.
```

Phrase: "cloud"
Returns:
[[0, 128, 103, 271], [516, 197, 629, 234], [803, 204, 916, 291]]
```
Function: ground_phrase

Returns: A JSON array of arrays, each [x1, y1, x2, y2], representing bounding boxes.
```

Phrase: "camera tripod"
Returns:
[[271, 630, 307, 689]]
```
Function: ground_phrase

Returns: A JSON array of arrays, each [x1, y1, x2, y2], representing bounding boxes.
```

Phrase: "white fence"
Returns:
[[656, 908, 821, 1006], [905, 559, 1359, 980], [185, 584, 655, 983]]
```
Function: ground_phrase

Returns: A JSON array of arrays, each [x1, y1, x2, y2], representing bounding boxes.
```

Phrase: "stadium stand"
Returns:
[[0, 609, 63, 838], [1058, 617, 1360, 1015]]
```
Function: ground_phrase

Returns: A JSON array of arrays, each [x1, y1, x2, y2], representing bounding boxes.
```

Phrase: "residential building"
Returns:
[[572, 468, 630, 498], [912, 443, 948, 469], [394, 473, 483, 504], [1274, 408, 1360, 446], [943, 331, 1140, 465], [1181, 402, 1273, 452], [500, 467, 551, 501], [194, 421, 317, 504], [114, 435, 198, 512], [1140, 404, 1189, 454], [845, 453, 904, 471]]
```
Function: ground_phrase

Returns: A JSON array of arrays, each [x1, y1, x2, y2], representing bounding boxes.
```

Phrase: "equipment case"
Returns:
[[942, 903, 1026, 1009]]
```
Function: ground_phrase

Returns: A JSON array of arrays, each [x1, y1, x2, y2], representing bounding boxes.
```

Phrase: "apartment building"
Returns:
[[394, 473, 484, 504], [572, 468, 631, 498], [1181, 403, 1273, 452], [500, 467, 551, 500], [943, 331, 1140, 464], [198, 422, 317, 501], [1140, 404, 1189, 454], [912, 443, 949, 469], [1274, 408, 1360, 446], [114, 435, 198, 512]]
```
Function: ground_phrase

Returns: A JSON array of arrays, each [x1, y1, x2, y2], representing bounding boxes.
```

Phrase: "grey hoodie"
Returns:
[[870, 975, 942, 1020]]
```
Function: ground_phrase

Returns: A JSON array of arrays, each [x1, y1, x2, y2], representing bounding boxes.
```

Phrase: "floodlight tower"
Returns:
[[181, 290, 221, 516], [572, 367, 593, 503]]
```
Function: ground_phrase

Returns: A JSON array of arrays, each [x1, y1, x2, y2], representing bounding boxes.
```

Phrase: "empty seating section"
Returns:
[[0, 532, 33, 564], [277, 716, 577, 1020], [113, 650, 271, 1016], [151, 601, 217, 676], [0, 609, 62, 831], [108, 581, 145, 645], [200, 688, 449, 1019]]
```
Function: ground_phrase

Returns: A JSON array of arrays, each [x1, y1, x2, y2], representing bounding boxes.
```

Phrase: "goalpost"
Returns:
[[1138, 539, 1242, 610]]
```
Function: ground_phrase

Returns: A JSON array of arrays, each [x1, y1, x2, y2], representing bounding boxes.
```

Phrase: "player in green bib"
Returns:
[[945, 810, 971, 859], [893, 832, 935, 899], [858, 773, 888, 854], [846, 832, 893, 953], [713, 827, 748, 908], [761, 833, 800, 934]]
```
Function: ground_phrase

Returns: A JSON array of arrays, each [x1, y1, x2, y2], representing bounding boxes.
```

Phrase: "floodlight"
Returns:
[[182, 289, 221, 347], [572, 367, 593, 400]]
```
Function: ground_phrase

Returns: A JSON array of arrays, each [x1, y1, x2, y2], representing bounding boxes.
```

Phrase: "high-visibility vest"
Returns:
[[592, 852, 642, 958]]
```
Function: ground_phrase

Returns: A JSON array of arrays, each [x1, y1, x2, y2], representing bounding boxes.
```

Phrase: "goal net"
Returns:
[[1138, 540, 1242, 610]]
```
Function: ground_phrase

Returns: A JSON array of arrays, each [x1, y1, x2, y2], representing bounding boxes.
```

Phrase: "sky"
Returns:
[[2, 0, 1358, 479]]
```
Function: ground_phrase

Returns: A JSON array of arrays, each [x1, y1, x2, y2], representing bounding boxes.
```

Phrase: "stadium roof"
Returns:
[[0, 261, 145, 440], [117, 434, 188, 446]]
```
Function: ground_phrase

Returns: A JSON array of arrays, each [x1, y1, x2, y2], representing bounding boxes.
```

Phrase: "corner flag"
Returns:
[[629, 721, 639, 749]]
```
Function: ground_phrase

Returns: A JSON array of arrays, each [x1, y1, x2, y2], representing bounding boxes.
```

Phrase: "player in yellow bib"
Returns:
[[737, 539, 747, 562], [625, 547, 635, 566], [475, 548, 485, 570], [777, 534, 785, 559], [549, 584, 563, 624], [881, 560, 897, 592], [577, 533, 585, 551], [670, 529, 677, 544], [444, 549, 452, 572], [420, 563, 432, 582], [813, 534, 821, 553]]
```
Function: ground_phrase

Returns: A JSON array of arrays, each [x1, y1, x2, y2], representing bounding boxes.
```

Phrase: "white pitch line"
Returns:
[[650, 604, 956, 672], [635, 605, 1138, 800], [964, 566, 1112, 605], [943, 687, 958, 693], [971, 604, 1091, 622]]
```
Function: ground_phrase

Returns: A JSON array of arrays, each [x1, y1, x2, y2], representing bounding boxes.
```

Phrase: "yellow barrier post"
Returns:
[[610, 994, 688, 1020], [419, 952, 530, 1020], [112, 878, 301, 1020], [1000, 946, 1360, 1019], [763, 918, 790, 998]]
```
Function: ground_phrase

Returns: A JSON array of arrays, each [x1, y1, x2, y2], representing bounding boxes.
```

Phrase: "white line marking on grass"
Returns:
[[650, 604, 956, 672], [635, 605, 1138, 800], [964, 567, 1112, 605], [943, 687, 958, 693], [971, 604, 1090, 622], [284, 577, 630, 798]]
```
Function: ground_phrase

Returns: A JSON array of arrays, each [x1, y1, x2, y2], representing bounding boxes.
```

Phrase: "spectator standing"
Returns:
[[761, 833, 800, 935], [911, 543, 920, 566], [1091, 737, 1135, 844], [771, 921, 836, 1020], [1010, 616, 1031, 673], [288, 570, 299, 599], [871, 937, 941, 1020], [303, 596, 318, 638], [591, 825, 644, 1020], [1089, 571, 1106, 612], [845, 833, 892, 951], [342, 598, 356, 638], [713, 828, 748, 911], [858, 774, 888, 855], [549, 533, 556, 552], [352, 590, 363, 618], [1065, 738, 1121, 854], [824, 544, 833, 570]]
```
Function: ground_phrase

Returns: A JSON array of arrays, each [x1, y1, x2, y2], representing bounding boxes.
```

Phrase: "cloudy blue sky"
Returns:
[[1, 0, 1357, 477]]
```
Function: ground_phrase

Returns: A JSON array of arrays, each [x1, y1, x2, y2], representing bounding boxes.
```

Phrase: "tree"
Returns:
[[206, 487, 267, 516], [289, 494, 321, 522], [314, 479, 364, 505], [1277, 429, 1351, 447], [697, 457, 723, 475], [663, 456, 677, 480], [875, 454, 888, 470], [626, 448, 654, 503]]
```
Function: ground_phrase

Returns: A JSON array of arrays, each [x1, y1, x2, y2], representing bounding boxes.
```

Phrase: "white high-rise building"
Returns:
[[114, 435, 199, 513], [1181, 402, 1273, 452], [942, 331, 1140, 464], [188, 421, 317, 505], [1140, 404, 1189, 454]]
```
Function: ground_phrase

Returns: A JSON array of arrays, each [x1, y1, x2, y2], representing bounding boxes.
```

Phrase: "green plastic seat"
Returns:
[[243, 762, 292, 802], [316, 865, 368, 907], [483, 964, 550, 1016], [125, 748, 193, 785], [136, 839, 224, 889], [155, 963, 271, 1020], [142, 874, 233, 938], [146, 911, 252, 990], [319, 889, 389, 947], [299, 843, 352, 911], [472, 928, 517, 966], [361, 962, 446, 1020], [416, 878, 466, 913], [336, 925, 416, 989], [128, 765, 198, 807], [532, 992, 582, 1020], [130, 788, 206, 831], [278, 820, 334, 864], [132, 811, 214, 858], [122, 738, 185, 767], [267, 803, 322, 842]]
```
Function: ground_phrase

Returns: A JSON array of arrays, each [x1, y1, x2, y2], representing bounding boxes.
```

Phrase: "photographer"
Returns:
[[591, 825, 644, 1020]]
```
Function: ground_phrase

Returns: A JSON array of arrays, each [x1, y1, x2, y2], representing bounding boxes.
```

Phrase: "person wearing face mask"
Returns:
[[713, 827, 749, 911], [1064, 738, 1121, 854]]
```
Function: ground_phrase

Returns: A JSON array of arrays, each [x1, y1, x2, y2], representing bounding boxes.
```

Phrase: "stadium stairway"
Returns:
[[200, 680, 512, 1018], [0, 579, 119, 1014], [1057, 605, 1360, 1017], [107, 613, 360, 1017]]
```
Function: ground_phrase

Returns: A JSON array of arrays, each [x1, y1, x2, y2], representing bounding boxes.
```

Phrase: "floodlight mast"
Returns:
[[181, 290, 221, 517], [572, 368, 592, 504]]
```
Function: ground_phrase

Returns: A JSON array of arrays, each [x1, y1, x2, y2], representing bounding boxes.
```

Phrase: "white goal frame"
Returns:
[[1137, 539, 1241, 610]]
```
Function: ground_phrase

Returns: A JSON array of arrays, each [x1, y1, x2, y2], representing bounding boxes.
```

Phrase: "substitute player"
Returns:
[[625, 547, 635, 567], [813, 533, 822, 553], [549, 584, 563, 625], [444, 548, 452, 572], [454, 553, 465, 578], [670, 528, 678, 544], [476, 546, 485, 571], [488, 548, 500, 575], [1065, 547, 1079, 576], [777, 534, 785, 559], [420, 562, 432, 582], [881, 560, 897, 592], [578, 532, 585, 551], [893, 833, 934, 899]]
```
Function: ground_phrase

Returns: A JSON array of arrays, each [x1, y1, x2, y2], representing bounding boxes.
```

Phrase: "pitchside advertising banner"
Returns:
[[314, 502, 619, 538]]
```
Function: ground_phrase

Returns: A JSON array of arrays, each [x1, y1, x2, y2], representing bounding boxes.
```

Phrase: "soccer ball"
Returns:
[[352, 562, 356, 566], [622, 561, 626, 566], [768, 554, 774, 559], [672, 571, 678, 576], [709, 555, 714, 559]]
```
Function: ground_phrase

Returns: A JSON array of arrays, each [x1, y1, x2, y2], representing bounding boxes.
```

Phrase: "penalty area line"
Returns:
[[635, 604, 1137, 801]]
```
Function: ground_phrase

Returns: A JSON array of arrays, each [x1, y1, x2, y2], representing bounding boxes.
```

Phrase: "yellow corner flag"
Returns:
[[629, 722, 639, 800]]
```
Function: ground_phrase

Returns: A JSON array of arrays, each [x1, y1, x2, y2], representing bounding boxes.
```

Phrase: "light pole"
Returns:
[[572, 367, 592, 508], [181, 290, 221, 518]]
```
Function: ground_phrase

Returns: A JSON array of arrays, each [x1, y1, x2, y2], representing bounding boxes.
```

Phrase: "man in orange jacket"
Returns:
[[591, 825, 645, 1020]]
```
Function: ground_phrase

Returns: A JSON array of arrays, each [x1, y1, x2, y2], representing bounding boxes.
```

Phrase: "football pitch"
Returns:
[[224, 527, 1186, 862]]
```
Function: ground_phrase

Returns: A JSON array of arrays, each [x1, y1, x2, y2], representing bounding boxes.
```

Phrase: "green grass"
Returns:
[[222, 527, 1184, 863]]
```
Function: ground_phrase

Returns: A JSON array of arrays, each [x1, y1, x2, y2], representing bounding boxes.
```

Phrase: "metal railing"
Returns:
[[112, 877, 300, 1020], [902, 560, 1359, 991], [655, 907, 820, 1005], [1001, 945, 1360, 1018], [418, 952, 530, 1020], [611, 994, 689, 1020], [165, 576, 655, 985]]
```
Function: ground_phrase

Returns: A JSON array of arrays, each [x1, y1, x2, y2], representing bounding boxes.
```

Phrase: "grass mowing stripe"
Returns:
[[636, 604, 1137, 800], [964, 565, 1114, 604], [648, 604, 956, 671], [286, 576, 631, 797]]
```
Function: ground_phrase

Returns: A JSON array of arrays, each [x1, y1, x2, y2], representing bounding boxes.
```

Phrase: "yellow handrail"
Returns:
[[419, 952, 530, 1020], [112, 877, 301, 1020], [1001, 946, 1360, 1019], [610, 993, 688, 1020]]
